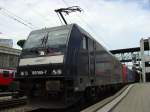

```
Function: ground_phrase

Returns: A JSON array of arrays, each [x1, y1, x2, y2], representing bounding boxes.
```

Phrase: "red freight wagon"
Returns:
[[0, 68, 16, 86]]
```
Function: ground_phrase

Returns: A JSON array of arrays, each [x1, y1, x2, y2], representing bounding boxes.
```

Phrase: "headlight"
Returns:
[[51, 69, 62, 75], [20, 72, 24, 76], [51, 70, 57, 75], [57, 69, 62, 75]]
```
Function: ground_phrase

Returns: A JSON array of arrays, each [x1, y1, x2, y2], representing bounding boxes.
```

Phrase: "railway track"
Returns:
[[0, 92, 18, 101], [0, 96, 27, 110], [0, 85, 125, 112], [0, 92, 18, 96]]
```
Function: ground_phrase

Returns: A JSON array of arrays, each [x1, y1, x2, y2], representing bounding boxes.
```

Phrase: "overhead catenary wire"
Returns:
[[0, 8, 33, 29], [77, 14, 112, 49], [61, 0, 70, 7], [0, 12, 34, 29], [55, 6, 82, 25], [57, 0, 76, 24], [23, 2, 56, 27], [0, 6, 38, 29], [61, 0, 112, 49], [73, 2, 112, 49], [3, 8, 35, 27]]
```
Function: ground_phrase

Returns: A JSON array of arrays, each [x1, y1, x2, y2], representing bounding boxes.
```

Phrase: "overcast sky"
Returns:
[[0, 0, 150, 50]]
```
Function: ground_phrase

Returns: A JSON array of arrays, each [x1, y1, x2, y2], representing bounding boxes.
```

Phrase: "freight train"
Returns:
[[15, 24, 137, 109], [0, 68, 16, 91]]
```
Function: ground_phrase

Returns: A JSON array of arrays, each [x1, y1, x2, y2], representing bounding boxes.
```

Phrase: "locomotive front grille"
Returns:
[[46, 80, 62, 91]]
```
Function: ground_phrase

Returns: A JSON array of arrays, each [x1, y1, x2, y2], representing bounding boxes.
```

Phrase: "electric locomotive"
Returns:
[[16, 24, 134, 109]]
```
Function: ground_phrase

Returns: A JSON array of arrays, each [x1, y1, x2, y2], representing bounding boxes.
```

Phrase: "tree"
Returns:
[[17, 39, 26, 48]]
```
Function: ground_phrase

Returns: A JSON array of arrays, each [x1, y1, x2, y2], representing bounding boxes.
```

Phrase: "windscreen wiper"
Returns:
[[41, 33, 48, 48]]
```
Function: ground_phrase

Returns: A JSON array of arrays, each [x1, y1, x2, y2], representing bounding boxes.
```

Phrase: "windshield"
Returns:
[[23, 28, 69, 53], [24, 32, 46, 49], [46, 29, 69, 52]]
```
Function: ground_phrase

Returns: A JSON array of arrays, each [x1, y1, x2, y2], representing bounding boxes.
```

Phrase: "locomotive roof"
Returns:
[[30, 24, 73, 33], [29, 23, 96, 45], [30, 24, 93, 39]]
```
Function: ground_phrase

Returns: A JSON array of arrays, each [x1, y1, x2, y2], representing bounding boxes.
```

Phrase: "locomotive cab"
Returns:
[[16, 24, 84, 108]]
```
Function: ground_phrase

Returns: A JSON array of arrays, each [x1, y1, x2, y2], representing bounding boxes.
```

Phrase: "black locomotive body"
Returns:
[[16, 24, 132, 109]]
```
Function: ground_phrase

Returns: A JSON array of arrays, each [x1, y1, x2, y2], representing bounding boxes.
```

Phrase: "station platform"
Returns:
[[82, 83, 150, 112], [110, 83, 150, 112]]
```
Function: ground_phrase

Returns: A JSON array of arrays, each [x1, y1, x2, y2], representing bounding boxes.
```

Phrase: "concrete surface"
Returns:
[[97, 85, 132, 112], [110, 83, 150, 112]]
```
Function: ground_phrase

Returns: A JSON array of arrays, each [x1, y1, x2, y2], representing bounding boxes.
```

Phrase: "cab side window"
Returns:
[[82, 36, 88, 50]]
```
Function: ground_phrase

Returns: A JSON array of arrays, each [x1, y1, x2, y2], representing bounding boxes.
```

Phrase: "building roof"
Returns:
[[0, 45, 21, 55]]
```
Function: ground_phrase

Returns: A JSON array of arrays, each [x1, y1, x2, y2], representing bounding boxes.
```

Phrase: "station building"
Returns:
[[0, 45, 21, 68]]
